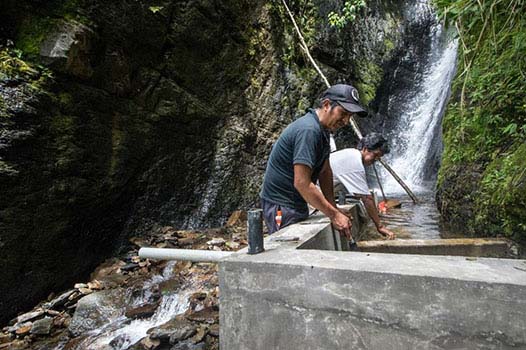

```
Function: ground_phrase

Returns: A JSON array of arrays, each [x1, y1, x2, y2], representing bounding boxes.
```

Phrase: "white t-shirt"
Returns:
[[330, 148, 369, 195]]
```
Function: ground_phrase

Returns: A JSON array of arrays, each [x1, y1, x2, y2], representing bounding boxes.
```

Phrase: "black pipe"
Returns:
[[247, 209, 264, 254]]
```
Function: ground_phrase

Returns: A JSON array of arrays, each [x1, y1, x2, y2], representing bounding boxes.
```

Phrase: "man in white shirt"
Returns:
[[330, 133, 396, 239]]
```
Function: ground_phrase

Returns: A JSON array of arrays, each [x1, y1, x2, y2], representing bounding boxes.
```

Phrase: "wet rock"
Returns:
[[14, 323, 31, 336], [206, 238, 225, 246], [87, 280, 102, 290], [226, 210, 247, 227], [46, 310, 61, 316], [96, 274, 130, 289], [52, 313, 71, 328], [30, 317, 53, 335], [42, 290, 76, 310], [5, 321, 31, 334], [140, 336, 161, 350], [125, 302, 159, 319], [62, 334, 89, 350], [121, 263, 140, 272], [147, 316, 197, 343], [78, 288, 93, 295], [170, 341, 205, 350], [177, 238, 196, 246], [0, 339, 28, 349], [158, 279, 182, 295], [185, 306, 218, 324], [189, 292, 207, 303], [130, 236, 149, 247], [0, 333, 12, 344], [208, 324, 219, 338], [12, 310, 45, 324], [68, 289, 125, 336], [225, 241, 240, 250], [191, 326, 207, 343], [109, 334, 137, 349]]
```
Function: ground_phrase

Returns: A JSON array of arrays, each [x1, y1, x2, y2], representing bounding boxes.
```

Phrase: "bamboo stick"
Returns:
[[281, 0, 418, 204], [373, 163, 387, 203], [378, 159, 418, 203]]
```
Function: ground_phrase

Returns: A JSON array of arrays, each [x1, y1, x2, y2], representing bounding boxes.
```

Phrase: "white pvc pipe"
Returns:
[[138, 247, 233, 262]]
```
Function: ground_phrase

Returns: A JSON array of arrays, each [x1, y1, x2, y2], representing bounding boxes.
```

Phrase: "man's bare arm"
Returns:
[[358, 194, 395, 239], [318, 159, 336, 207], [294, 164, 351, 238]]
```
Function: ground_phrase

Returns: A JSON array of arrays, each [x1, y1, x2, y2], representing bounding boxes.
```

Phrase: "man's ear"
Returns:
[[321, 99, 331, 110]]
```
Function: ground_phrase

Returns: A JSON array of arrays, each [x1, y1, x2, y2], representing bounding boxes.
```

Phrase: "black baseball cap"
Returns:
[[321, 84, 368, 117]]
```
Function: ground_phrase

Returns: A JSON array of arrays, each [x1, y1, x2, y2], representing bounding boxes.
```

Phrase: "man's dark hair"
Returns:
[[357, 133, 390, 154]]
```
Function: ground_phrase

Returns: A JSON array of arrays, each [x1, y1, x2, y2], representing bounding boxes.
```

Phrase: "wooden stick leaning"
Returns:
[[281, 0, 418, 203], [372, 163, 387, 203], [378, 159, 418, 203]]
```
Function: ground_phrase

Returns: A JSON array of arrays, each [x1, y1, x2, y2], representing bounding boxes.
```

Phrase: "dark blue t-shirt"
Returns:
[[260, 109, 331, 213]]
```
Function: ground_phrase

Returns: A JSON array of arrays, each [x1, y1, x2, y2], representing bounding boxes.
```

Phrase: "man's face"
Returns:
[[325, 104, 352, 131], [362, 148, 383, 166]]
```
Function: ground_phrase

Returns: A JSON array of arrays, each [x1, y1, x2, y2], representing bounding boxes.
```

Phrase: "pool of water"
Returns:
[[361, 191, 461, 240]]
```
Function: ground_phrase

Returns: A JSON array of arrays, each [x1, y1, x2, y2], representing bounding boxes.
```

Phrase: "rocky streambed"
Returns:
[[0, 212, 248, 350]]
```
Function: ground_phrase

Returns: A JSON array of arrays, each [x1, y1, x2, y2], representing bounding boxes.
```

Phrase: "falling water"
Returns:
[[380, 16, 458, 194], [365, 2, 459, 239], [54, 262, 197, 350]]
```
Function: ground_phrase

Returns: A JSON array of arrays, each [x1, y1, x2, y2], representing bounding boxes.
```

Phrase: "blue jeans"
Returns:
[[261, 198, 309, 234]]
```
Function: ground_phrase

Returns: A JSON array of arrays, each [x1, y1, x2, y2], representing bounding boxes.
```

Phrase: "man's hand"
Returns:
[[378, 225, 395, 240], [331, 210, 352, 239]]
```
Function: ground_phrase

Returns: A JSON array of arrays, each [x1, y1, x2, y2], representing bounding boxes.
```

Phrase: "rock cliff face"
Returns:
[[434, 1, 526, 242], [0, 0, 422, 322]]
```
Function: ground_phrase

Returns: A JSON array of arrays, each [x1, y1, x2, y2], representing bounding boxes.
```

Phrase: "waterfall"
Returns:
[[379, 3, 458, 195]]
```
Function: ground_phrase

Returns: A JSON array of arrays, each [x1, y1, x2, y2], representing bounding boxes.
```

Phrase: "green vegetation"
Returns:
[[355, 60, 383, 105], [271, 0, 319, 67], [14, 0, 88, 59], [0, 48, 39, 79], [328, 0, 366, 29], [435, 0, 526, 241], [15, 17, 56, 57]]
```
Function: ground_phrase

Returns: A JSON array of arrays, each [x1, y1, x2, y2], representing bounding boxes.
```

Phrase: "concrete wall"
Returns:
[[219, 212, 526, 349]]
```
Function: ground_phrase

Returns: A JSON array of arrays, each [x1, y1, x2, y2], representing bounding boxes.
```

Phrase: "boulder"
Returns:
[[30, 317, 53, 335], [185, 306, 218, 324], [12, 310, 45, 324], [125, 302, 159, 319], [147, 316, 197, 343], [39, 20, 97, 79], [68, 289, 126, 337], [43, 290, 76, 311]]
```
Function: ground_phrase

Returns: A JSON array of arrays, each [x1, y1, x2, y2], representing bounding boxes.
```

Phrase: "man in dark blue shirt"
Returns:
[[260, 84, 367, 237]]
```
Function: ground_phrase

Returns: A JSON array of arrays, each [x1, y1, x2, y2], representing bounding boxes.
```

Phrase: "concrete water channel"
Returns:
[[141, 203, 526, 349]]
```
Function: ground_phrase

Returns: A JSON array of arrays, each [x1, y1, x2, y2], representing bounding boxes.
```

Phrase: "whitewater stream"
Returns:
[[366, 2, 459, 239]]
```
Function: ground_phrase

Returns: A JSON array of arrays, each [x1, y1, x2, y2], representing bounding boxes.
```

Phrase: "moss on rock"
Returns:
[[436, 0, 526, 242], [474, 143, 526, 240]]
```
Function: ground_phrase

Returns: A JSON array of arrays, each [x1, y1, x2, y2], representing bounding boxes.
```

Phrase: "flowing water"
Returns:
[[367, 2, 459, 239], [55, 3, 458, 347], [53, 262, 200, 350]]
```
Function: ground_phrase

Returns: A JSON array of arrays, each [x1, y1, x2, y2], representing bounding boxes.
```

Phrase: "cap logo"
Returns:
[[351, 88, 360, 102]]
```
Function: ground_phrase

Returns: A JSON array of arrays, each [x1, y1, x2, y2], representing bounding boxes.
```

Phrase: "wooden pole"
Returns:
[[373, 163, 387, 203], [281, 0, 418, 203], [378, 159, 418, 203]]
